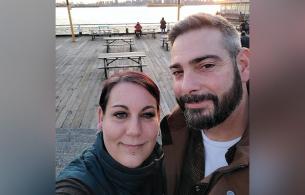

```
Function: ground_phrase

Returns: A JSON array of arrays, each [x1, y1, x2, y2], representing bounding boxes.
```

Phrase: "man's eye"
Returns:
[[171, 70, 183, 77], [142, 112, 156, 119], [113, 112, 128, 119], [202, 64, 215, 69]]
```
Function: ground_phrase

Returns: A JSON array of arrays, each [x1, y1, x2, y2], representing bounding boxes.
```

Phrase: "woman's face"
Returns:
[[99, 82, 160, 168]]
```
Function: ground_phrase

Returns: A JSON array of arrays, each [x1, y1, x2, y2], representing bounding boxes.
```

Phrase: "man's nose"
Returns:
[[181, 71, 201, 94], [126, 117, 141, 137]]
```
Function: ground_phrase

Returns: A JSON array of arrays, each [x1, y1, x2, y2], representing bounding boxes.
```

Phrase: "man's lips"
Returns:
[[185, 100, 212, 109]]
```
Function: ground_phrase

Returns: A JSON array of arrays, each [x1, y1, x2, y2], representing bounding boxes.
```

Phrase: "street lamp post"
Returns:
[[177, 0, 181, 21], [66, 0, 76, 42]]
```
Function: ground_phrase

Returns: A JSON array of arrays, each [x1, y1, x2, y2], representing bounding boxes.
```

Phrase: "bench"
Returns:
[[165, 41, 170, 51], [90, 29, 112, 40], [104, 36, 135, 53], [103, 42, 135, 53], [98, 52, 147, 78], [160, 35, 170, 51], [142, 29, 156, 39], [98, 64, 147, 70]]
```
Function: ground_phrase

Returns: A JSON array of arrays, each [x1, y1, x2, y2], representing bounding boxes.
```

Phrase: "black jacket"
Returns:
[[241, 35, 250, 48], [56, 132, 165, 195]]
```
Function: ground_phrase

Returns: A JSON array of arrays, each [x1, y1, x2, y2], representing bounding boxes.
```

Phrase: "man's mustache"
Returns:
[[178, 93, 218, 104]]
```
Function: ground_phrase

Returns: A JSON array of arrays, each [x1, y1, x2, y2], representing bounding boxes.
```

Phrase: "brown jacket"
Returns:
[[161, 106, 249, 195]]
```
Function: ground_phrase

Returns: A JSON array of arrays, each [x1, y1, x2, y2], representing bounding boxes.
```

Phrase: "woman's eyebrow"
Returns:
[[111, 105, 128, 110], [141, 105, 157, 112]]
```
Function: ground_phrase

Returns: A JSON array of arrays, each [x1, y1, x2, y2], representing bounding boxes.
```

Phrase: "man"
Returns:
[[240, 31, 250, 48], [240, 20, 249, 34], [160, 13, 250, 195], [160, 17, 167, 33]]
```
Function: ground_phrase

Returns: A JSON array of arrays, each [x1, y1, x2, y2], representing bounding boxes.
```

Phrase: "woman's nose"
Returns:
[[125, 117, 141, 137]]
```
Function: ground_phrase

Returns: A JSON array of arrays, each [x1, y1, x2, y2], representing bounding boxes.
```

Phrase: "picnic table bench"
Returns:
[[142, 28, 156, 39], [98, 52, 147, 78], [90, 28, 112, 40], [103, 36, 135, 53], [160, 35, 170, 51]]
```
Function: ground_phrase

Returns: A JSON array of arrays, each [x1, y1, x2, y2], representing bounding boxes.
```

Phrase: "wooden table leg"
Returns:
[[104, 59, 108, 79]]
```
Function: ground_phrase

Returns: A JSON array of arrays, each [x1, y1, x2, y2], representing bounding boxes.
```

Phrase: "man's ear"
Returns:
[[236, 48, 250, 83], [97, 107, 104, 130]]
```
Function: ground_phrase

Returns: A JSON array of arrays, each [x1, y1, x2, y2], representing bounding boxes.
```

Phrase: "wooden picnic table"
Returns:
[[90, 29, 112, 40], [103, 36, 135, 53], [142, 28, 156, 39], [98, 52, 146, 78], [160, 35, 170, 51]]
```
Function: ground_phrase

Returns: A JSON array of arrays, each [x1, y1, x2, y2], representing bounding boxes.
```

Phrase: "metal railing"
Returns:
[[56, 22, 176, 35]]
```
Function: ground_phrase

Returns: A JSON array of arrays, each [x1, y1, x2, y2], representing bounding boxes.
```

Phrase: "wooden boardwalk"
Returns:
[[56, 34, 177, 174], [56, 34, 176, 129]]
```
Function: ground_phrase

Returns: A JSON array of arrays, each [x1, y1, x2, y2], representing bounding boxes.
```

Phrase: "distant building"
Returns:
[[217, 0, 250, 25]]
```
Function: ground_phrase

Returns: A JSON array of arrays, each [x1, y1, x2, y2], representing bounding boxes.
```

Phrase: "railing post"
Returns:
[[78, 24, 82, 36]]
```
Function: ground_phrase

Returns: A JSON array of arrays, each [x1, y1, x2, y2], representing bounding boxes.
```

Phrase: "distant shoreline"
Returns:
[[55, 5, 146, 8], [55, 2, 216, 8]]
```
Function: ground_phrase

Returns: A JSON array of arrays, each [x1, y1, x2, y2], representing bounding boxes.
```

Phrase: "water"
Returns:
[[56, 5, 220, 25]]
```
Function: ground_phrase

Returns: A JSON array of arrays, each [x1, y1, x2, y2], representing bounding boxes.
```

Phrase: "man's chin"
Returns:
[[185, 107, 213, 116], [183, 109, 215, 129]]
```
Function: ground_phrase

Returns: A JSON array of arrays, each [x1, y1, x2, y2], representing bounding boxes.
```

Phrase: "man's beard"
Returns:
[[176, 65, 243, 130]]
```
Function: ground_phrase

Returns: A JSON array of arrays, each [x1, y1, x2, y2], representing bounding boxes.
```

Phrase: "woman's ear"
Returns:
[[236, 48, 250, 83], [97, 107, 103, 130]]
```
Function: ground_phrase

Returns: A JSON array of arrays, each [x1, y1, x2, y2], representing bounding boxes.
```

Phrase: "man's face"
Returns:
[[170, 28, 243, 130]]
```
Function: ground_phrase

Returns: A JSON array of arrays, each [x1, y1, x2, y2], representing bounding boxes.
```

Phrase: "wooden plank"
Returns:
[[98, 52, 146, 59], [98, 64, 147, 69], [103, 36, 134, 40]]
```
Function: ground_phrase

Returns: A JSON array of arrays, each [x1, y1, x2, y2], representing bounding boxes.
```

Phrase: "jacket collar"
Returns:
[[57, 132, 164, 194]]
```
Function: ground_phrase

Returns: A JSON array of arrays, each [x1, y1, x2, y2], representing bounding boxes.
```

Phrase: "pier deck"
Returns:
[[56, 34, 176, 174]]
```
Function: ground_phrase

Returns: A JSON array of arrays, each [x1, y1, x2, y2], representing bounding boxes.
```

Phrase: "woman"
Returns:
[[56, 71, 165, 195]]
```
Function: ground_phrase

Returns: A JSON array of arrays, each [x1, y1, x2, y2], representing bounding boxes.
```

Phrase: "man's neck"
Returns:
[[204, 91, 248, 142]]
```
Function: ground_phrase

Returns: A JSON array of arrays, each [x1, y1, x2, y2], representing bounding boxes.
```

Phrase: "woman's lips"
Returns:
[[121, 142, 145, 149]]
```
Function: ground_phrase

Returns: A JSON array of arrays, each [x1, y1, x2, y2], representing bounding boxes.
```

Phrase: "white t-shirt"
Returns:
[[202, 130, 241, 177]]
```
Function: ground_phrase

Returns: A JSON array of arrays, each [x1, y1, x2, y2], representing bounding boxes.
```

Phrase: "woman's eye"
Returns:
[[142, 112, 156, 119], [113, 112, 128, 119]]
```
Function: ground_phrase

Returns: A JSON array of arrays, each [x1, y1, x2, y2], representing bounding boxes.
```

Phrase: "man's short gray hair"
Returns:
[[169, 13, 241, 60]]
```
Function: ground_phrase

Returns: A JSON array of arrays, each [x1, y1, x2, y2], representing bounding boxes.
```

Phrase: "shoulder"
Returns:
[[161, 106, 185, 129], [56, 178, 93, 195], [160, 106, 187, 145]]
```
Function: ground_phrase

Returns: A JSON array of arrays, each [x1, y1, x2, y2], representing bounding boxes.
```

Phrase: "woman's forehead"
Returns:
[[107, 82, 157, 107]]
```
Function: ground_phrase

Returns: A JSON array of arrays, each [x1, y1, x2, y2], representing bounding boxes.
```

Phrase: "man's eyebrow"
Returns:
[[169, 55, 221, 69], [169, 63, 181, 70], [189, 55, 221, 65]]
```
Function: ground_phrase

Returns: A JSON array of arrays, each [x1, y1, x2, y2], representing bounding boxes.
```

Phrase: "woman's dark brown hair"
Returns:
[[99, 71, 160, 112]]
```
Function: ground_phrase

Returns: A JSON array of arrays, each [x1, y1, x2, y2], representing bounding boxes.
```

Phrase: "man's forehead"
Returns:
[[171, 30, 226, 61], [174, 28, 223, 44]]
